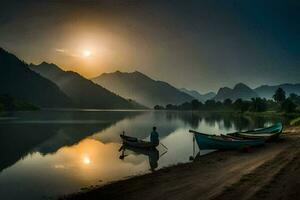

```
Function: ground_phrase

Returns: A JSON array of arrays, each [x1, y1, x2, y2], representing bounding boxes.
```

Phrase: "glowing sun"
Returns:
[[83, 156, 91, 165], [82, 50, 92, 58]]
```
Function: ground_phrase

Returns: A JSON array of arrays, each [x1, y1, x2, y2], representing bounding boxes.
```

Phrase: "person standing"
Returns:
[[150, 126, 159, 146]]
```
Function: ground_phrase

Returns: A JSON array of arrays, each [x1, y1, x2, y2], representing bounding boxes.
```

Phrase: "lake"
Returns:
[[0, 110, 285, 200]]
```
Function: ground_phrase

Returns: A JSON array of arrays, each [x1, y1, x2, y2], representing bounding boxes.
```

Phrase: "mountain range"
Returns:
[[214, 83, 259, 101], [254, 84, 300, 99], [30, 62, 143, 109], [213, 83, 300, 102], [1, 47, 300, 108], [180, 88, 216, 102], [0, 48, 70, 107], [92, 71, 194, 107]]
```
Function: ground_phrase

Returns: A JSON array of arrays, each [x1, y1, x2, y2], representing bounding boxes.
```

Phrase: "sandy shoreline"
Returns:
[[62, 126, 300, 200]]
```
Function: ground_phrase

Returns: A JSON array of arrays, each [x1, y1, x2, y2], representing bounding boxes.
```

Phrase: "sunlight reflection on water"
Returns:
[[0, 110, 282, 200]]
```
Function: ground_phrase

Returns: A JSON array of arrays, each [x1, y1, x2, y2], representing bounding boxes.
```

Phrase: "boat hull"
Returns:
[[236, 122, 283, 134], [227, 123, 283, 141], [190, 131, 265, 150], [120, 135, 158, 149]]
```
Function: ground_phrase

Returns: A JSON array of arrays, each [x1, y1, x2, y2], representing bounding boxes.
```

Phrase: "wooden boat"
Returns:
[[120, 134, 158, 149], [120, 144, 159, 156], [189, 130, 265, 150], [227, 123, 283, 141], [239, 122, 283, 134]]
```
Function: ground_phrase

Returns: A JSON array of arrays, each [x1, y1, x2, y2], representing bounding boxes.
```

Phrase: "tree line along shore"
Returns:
[[154, 88, 300, 116]]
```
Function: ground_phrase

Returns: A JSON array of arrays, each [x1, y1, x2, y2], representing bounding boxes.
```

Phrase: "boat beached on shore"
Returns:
[[189, 130, 265, 150], [226, 122, 283, 142], [190, 123, 283, 150]]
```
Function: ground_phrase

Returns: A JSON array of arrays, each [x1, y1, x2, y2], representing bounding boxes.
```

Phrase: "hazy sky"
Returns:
[[0, 0, 299, 92]]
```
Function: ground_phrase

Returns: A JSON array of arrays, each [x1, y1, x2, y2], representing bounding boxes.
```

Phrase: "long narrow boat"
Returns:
[[236, 122, 283, 134], [189, 130, 265, 150], [227, 123, 283, 141], [120, 134, 158, 149], [120, 144, 159, 156]]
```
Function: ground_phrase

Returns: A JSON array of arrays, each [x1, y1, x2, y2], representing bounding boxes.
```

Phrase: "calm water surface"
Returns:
[[0, 110, 284, 200]]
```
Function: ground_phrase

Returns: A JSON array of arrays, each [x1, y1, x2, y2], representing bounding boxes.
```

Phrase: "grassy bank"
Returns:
[[244, 111, 300, 118], [290, 117, 300, 126]]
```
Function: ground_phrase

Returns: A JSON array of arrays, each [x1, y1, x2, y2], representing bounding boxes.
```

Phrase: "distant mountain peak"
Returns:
[[40, 61, 50, 65], [0, 47, 6, 52], [217, 87, 231, 94], [40, 62, 59, 67], [92, 71, 194, 107], [180, 88, 216, 102], [133, 70, 143, 74], [214, 83, 258, 101], [102, 70, 144, 75], [96, 70, 152, 82], [31, 63, 143, 109], [0, 48, 71, 107], [254, 83, 300, 99], [30, 62, 64, 75], [219, 86, 231, 90], [234, 83, 250, 89]]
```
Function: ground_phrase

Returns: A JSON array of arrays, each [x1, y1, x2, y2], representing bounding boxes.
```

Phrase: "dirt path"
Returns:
[[63, 128, 299, 200], [214, 126, 300, 200], [251, 151, 300, 200], [213, 141, 300, 200]]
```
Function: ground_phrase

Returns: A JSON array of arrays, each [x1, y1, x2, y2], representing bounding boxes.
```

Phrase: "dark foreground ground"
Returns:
[[62, 126, 300, 200]]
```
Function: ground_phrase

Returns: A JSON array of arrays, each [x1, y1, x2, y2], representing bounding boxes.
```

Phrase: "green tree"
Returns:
[[234, 98, 250, 113], [281, 98, 297, 113], [289, 93, 300, 105], [289, 93, 298, 99], [205, 99, 216, 109], [223, 98, 232, 107], [215, 101, 223, 108], [180, 102, 192, 110], [273, 88, 286, 104], [191, 99, 201, 110], [250, 98, 267, 112], [166, 104, 177, 110], [154, 105, 164, 110]]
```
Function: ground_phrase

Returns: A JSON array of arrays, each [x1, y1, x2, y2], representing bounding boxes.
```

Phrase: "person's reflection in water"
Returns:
[[148, 148, 159, 171], [119, 145, 159, 171]]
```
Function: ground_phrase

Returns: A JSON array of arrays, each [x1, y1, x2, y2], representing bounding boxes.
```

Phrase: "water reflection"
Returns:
[[119, 145, 161, 171], [0, 110, 142, 172], [0, 110, 286, 200]]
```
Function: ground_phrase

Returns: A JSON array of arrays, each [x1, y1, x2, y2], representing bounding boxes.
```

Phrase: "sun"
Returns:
[[83, 156, 91, 165], [82, 50, 92, 58]]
